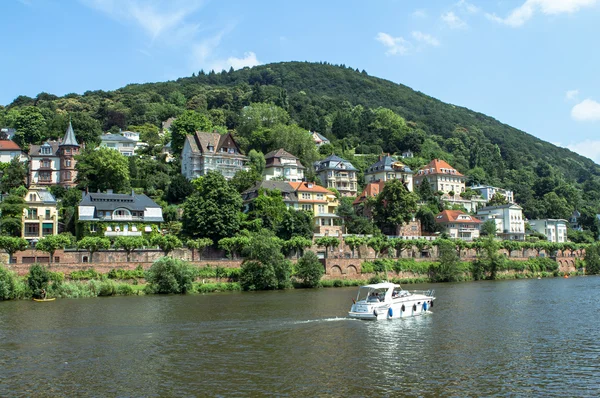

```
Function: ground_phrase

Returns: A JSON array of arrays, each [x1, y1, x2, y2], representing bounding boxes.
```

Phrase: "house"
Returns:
[[0, 140, 26, 163], [414, 159, 466, 197], [77, 190, 164, 238], [470, 185, 515, 204], [528, 219, 568, 243], [28, 121, 80, 188], [435, 210, 482, 241], [364, 154, 413, 191], [241, 181, 298, 211], [310, 131, 330, 147], [263, 148, 305, 182], [401, 150, 414, 159], [476, 204, 525, 240], [314, 155, 358, 197], [569, 210, 581, 231], [0, 127, 16, 140], [161, 117, 176, 133], [100, 133, 138, 156], [289, 181, 340, 235], [22, 188, 59, 243], [181, 131, 247, 180]]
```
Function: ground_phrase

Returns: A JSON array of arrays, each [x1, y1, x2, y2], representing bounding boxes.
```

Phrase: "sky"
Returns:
[[2, 0, 600, 161]]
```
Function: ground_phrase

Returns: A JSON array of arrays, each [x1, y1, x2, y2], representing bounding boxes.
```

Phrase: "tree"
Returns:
[[151, 234, 183, 256], [35, 234, 71, 263], [0, 236, 28, 262], [295, 251, 324, 287], [248, 189, 287, 230], [487, 193, 508, 206], [10, 106, 46, 147], [282, 236, 312, 258], [480, 220, 497, 237], [218, 235, 251, 259], [432, 239, 462, 282], [165, 174, 194, 204], [0, 186, 27, 236], [344, 235, 366, 258], [585, 243, 600, 275], [372, 179, 418, 233], [77, 236, 111, 263], [145, 257, 196, 294], [314, 237, 339, 259], [276, 209, 314, 241], [239, 230, 291, 291], [114, 236, 147, 262], [182, 171, 242, 242], [170, 110, 213, 155], [0, 264, 22, 300], [0, 158, 28, 193], [367, 236, 390, 258], [186, 237, 213, 261], [27, 264, 50, 299], [75, 147, 130, 192]]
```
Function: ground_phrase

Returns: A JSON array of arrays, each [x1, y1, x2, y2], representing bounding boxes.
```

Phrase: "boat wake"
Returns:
[[293, 317, 355, 324]]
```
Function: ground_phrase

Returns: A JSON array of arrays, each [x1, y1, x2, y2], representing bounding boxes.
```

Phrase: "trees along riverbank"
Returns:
[[1, 238, 596, 301]]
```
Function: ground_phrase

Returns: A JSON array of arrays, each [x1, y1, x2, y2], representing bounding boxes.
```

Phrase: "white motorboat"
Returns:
[[348, 282, 436, 320]]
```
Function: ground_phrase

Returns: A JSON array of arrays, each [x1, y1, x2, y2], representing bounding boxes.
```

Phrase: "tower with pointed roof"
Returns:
[[58, 120, 80, 187]]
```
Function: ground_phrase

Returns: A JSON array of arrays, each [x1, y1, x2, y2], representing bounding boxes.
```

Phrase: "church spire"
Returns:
[[60, 118, 80, 147]]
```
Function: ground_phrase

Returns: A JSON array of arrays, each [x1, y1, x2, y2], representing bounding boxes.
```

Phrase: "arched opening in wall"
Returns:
[[330, 265, 342, 276], [346, 265, 358, 275], [82, 256, 89, 263]]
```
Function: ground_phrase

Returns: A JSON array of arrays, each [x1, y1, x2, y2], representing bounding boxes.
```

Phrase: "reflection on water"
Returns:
[[1, 277, 600, 396]]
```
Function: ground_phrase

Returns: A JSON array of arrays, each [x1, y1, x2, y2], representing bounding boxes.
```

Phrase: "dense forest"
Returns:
[[2, 61, 600, 234]]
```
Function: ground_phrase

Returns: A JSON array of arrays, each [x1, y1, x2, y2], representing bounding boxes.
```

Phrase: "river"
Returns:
[[1, 276, 600, 397]]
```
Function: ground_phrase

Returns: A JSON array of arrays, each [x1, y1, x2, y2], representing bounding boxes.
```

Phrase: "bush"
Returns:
[[295, 251, 324, 288], [145, 257, 197, 294], [53, 281, 97, 298], [0, 265, 21, 300], [70, 269, 100, 280], [107, 267, 145, 280], [27, 264, 50, 298], [116, 283, 135, 296], [239, 260, 278, 291], [98, 280, 117, 296]]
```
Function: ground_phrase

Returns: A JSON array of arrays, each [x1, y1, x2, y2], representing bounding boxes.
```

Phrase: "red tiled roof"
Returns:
[[417, 159, 464, 177], [289, 181, 332, 194], [435, 210, 482, 224], [0, 140, 22, 151], [353, 180, 386, 205]]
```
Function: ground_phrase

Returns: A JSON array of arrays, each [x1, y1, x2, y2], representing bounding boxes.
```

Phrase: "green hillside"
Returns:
[[2, 61, 600, 227]]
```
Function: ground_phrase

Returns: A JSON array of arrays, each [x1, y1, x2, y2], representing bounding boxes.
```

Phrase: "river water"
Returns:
[[1, 276, 600, 397]]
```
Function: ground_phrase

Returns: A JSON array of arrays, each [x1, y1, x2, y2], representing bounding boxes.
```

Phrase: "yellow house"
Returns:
[[22, 188, 59, 242], [289, 182, 340, 235]]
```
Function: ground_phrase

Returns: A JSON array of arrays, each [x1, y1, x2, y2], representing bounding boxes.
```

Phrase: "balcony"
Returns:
[[100, 215, 144, 221], [105, 231, 143, 237]]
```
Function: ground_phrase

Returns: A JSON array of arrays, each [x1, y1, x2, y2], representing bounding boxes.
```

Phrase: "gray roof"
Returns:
[[366, 155, 412, 174], [78, 191, 163, 221], [60, 121, 79, 147], [241, 180, 298, 203], [29, 141, 61, 157], [314, 132, 329, 142], [101, 133, 137, 143], [315, 154, 358, 172]]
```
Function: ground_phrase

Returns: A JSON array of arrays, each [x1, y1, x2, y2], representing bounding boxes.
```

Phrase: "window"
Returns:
[[41, 146, 52, 155], [42, 223, 53, 236], [42, 160, 51, 168], [208, 145, 214, 152], [29, 194, 36, 201], [301, 193, 311, 200], [228, 148, 235, 154], [90, 224, 97, 233], [316, 194, 324, 200], [318, 205, 325, 213], [28, 209, 38, 219], [45, 209, 51, 220], [65, 160, 71, 167], [302, 204, 312, 211]]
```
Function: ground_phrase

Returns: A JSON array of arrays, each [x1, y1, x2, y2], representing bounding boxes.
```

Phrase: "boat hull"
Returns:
[[348, 295, 434, 320], [33, 298, 56, 302]]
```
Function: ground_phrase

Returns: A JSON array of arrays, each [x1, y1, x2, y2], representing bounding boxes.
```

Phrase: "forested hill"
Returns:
[[2, 61, 600, 222]]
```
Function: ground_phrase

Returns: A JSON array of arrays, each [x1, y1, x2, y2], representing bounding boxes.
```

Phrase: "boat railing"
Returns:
[[406, 289, 435, 297]]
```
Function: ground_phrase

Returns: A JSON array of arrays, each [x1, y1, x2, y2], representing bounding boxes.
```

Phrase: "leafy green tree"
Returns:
[[239, 230, 291, 291], [0, 264, 23, 300], [75, 147, 130, 192], [432, 239, 462, 282], [248, 149, 266, 175], [182, 171, 242, 242], [480, 220, 497, 237], [344, 235, 366, 258], [150, 234, 183, 256], [276, 209, 314, 241], [27, 264, 50, 298], [487, 193, 508, 206], [367, 236, 390, 258], [77, 236, 111, 263], [372, 179, 418, 233], [584, 243, 600, 275], [282, 236, 312, 258], [186, 237, 213, 261], [295, 251, 324, 287], [165, 174, 194, 204], [171, 110, 213, 155], [114, 236, 147, 262], [248, 189, 287, 230], [0, 186, 27, 237], [237, 103, 290, 137], [145, 257, 196, 294], [10, 106, 46, 146], [0, 236, 28, 262], [218, 235, 251, 259], [35, 234, 71, 263], [315, 236, 339, 259], [0, 158, 28, 193]]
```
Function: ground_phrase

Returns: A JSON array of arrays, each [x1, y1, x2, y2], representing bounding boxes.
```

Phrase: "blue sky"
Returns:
[[2, 0, 600, 161]]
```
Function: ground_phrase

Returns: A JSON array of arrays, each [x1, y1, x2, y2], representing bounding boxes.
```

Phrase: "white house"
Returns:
[[0, 140, 27, 163], [528, 219, 568, 243], [364, 154, 413, 192], [435, 210, 482, 241], [181, 131, 247, 180], [263, 148, 305, 182], [476, 204, 525, 240], [414, 159, 466, 197], [100, 133, 138, 156], [471, 185, 515, 204]]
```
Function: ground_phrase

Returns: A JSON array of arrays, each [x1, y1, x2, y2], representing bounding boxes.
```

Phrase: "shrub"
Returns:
[[295, 251, 324, 288], [145, 257, 196, 294], [98, 280, 117, 296], [0, 265, 20, 300], [27, 264, 50, 298], [116, 283, 135, 296], [368, 276, 382, 284], [70, 269, 100, 280], [332, 279, 344, 287], [360, 261, 374, 274]]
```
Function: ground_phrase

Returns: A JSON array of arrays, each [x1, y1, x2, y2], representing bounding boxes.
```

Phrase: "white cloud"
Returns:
[[571, 99, 600, 122], [412, 9, 427, 18], [441, 11, 468, 29], [487, 0, 598, 27], [210, 52, 261, 72], [567, 139, 600, 162], [565, 89, 580, 101], [456, 0, 479, 14], [411, 31, 440, 47], [376, 32, 411, 55]]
